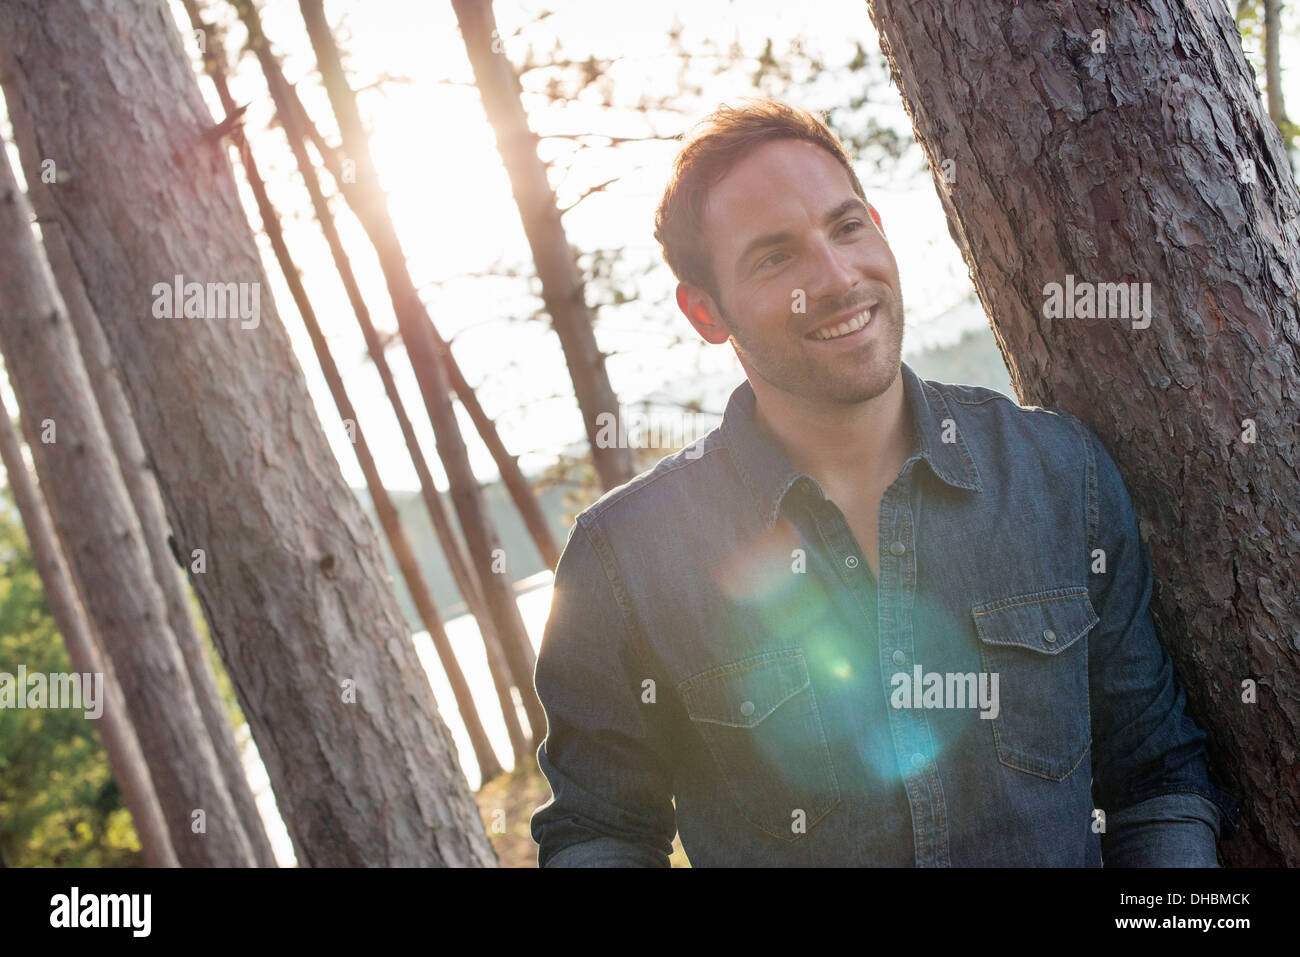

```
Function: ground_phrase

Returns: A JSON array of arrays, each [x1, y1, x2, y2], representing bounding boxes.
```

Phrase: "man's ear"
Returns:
[[868, 202, 885, 236], [676, 282, 731, 345]]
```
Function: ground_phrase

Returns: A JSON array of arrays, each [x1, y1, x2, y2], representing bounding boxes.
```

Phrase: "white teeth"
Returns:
[[811, 307, 874, 340]]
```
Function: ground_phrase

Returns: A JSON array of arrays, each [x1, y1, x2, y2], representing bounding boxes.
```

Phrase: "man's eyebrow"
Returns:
[[734, 197, 871, 272]]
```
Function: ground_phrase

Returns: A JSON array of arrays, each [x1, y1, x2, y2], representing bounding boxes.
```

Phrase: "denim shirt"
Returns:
[[530, 362, 1241, 867]]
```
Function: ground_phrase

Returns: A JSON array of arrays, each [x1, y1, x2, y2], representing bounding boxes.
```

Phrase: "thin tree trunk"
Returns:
[[208, 0, 529, 763], [0, 393, 180, 868], [284, 68, 563, 572], [868, 0, 1300, 865], [442, 351, 562, 569], [1264, 0, 1292, 138], [284, 75, 563, 575], [450, 0, 638, 493], [0, 67, 278, 867], [0, 145, 255, 867], [296, 0, 547, 742], [0, 0, 495, 867]]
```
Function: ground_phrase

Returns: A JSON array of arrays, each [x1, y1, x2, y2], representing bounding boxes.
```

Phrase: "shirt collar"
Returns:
[[719, 361, 982, 529]]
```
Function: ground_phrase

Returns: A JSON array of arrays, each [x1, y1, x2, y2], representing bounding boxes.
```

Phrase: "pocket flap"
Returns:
[[678, 650, 810, 728], [971, 586, 1099, 654]]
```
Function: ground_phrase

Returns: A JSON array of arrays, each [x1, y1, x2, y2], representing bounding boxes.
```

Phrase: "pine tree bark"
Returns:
[[207, 0, 529, 763], [0, 0, 495, 866], [868, 0, 1300, 865], [0, 393, 180, 868], [0, 64, 278, 867], [450, 0, 639, 493], [0, 145, 255, 867], [296, 0, 547, 743]]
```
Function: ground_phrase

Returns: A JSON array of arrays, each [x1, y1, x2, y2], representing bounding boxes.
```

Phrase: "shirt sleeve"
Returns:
[[1064, 414, 1242, 864], [1102, 793, 1223, 867], [529, 515, 677, 867]]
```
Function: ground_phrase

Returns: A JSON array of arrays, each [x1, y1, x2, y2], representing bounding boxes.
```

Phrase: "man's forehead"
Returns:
[[707, 140, 847, 214], [704, 141, 858, 241]]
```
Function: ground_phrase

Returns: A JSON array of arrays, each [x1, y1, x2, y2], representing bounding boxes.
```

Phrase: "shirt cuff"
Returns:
[[1103, 792, 1224, 867], [542, 835, 671, 868]]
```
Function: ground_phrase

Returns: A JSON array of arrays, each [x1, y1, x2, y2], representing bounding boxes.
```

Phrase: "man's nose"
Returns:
[[802, 234, 860, 304]]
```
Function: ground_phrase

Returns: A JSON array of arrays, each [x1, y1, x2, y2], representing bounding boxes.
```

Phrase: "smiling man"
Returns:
[[529, 98, 1240, 867]]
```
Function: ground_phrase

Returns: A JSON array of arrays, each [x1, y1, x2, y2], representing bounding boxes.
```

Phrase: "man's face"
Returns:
[[679, 138, 905, 406]]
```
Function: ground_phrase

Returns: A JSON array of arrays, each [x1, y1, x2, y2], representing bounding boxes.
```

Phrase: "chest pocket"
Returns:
[[971, 586, 1098, 781], [678, 649, 840, 841]]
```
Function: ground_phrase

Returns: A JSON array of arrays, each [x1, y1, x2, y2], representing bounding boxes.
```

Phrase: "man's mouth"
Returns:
[[806, 304, 876, 341]]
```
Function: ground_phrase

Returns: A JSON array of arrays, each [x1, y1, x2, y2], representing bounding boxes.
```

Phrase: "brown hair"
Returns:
[[653, 98, 867, 302]]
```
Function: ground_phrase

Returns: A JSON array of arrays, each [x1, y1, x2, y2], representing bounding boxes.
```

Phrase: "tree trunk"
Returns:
[[0, 393, 180, 868], [296, 0, 547, 743], [209, 0, 529, 764], [0, 64, 278, 868], [442, 351, 562, 570], [867, 0, 1300, 865], [1263, 0, 1292, 143], [450, 0, 639, 493], [0, 145, 255, 867], [0, 0, 495, 867], [280, 46, 563, 574]]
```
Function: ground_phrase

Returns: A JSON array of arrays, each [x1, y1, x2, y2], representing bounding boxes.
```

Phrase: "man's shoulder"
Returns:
[[574, 428, 735, 536], [924, 377, 1092, 455]]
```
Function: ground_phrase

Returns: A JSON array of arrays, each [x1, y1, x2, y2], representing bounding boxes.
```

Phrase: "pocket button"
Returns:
[[970, 588, 1099, 781]]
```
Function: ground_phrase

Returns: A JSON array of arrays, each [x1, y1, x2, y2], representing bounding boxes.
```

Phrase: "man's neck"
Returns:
[[750, 368, 913, 496]]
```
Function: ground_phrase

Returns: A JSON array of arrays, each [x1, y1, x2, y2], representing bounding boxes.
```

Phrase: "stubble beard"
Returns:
[[723, 288, 906, 407]]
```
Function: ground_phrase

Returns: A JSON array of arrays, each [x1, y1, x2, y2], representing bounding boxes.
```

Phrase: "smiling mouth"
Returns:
[[807, 305, 875, 341]]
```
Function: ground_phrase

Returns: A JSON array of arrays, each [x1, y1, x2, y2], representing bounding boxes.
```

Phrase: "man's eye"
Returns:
[[757, 251, 788, 269], [840, 219, 864, 235]]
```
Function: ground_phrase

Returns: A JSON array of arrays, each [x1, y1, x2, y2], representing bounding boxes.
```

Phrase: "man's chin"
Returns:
[[736, 339, 902, 407], [816, 355, 902, 406]]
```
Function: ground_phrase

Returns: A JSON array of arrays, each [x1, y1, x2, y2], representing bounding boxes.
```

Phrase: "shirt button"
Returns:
[[911, 753, 926, 768], [739, 700, 756, 717], [1043, 629, 1057, 643], [845, 555, 858, 568], [892, 650, 906, 665], [889, 541, 907, 556]]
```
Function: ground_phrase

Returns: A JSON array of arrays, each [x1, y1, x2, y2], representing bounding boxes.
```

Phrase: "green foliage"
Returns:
[[0, 488, 141, 867], [185, 576, 245, 737]]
